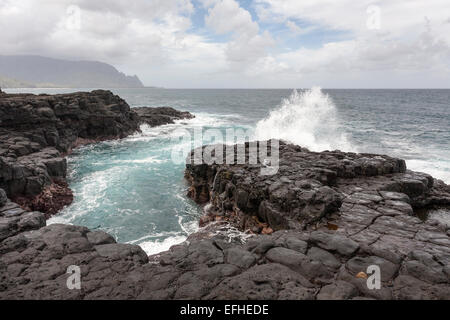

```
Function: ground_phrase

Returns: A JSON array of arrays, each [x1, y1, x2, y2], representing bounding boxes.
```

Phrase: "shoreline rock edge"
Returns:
[[0, 91, 449, 299]]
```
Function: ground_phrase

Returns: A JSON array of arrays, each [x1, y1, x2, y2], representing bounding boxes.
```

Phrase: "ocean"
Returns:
[[4, 87, 450, 254]]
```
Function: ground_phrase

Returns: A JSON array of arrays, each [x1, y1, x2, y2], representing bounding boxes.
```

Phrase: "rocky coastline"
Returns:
[[0, 90, 194, 216], [134, 106, 195, 127], [0, 91, 449, 300]]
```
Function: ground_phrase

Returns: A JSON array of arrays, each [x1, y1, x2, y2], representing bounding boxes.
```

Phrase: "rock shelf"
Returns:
[[0, 91, 448, 299]]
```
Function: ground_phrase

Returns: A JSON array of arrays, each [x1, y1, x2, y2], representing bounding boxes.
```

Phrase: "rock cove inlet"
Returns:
[[0, 87, 449, 299]]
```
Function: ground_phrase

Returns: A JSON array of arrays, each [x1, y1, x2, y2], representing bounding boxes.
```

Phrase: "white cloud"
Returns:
[[205, 0, 258, 36], [0, 0, 229, 87], [256, 0, 450, 86], [204, 0, 275, 74], [0, 0, 449, 87]]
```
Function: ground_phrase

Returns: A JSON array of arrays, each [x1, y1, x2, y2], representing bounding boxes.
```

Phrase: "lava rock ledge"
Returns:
[[0, 139, 449, 299]]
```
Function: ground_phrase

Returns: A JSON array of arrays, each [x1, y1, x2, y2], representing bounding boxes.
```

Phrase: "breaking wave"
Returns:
[[255, 87, 353, 152]]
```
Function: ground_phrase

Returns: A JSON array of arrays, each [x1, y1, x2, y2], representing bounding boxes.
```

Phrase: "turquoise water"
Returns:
[[5, 88, 450, 254], [48, 113, 249, 255]]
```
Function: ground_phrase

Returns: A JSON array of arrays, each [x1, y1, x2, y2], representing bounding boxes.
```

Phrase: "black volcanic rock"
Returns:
[[0, 90, 140, 213], [0, 90, 195, 216], [179, 141, 449, 299], [1, 121, 449, 298], [133, 106, 194, 127], [184, 141, 422, 231]]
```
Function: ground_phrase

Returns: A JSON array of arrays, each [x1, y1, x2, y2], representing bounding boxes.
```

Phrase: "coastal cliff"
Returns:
[[0, 90, 140, 215], [0, 55, 144, 88], [0, 90, 194, 216], [0, 92, 449, 300]]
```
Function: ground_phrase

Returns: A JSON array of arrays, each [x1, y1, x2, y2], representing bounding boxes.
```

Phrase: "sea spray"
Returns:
[[255, 87, 353, 152]]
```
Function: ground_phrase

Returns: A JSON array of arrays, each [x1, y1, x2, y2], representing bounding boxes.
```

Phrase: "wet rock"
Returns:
[[0, 91, 195, 217], [1, 139, 449, 300], [0, 90, 141, 215], [133, 107, 194, 127], [179, 140, 450, 299]]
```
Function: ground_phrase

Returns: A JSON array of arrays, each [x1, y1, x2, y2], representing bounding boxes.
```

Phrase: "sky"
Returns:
[[1, 0, 450, 88]]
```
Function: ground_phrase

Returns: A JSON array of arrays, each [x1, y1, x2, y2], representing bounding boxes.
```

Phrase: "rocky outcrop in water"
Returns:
[[0, 90, 141, 214], [0, 140, 449, 299], [133, 107, 195, 127], [180, 141, 450, 299], [185, 141, 450, 231], [0, 91, 194, 216]]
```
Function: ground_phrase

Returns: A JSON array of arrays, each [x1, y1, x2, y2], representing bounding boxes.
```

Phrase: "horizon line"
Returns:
[[3, 86, 450, 90]]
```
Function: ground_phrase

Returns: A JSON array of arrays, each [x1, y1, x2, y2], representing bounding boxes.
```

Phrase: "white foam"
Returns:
[[121, 113, 232, 145], [138, 235, 188, 256], [109, 156, 166, 164], [47, 166, 119, 225], [255, 87, 354, 152], [407, 159, 450, 184]]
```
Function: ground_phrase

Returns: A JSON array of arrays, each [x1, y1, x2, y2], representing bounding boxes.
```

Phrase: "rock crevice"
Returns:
[[0, 90, 194, 214]]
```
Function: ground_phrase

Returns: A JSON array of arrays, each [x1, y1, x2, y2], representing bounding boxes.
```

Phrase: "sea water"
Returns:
[[5, 88, 450, 254]]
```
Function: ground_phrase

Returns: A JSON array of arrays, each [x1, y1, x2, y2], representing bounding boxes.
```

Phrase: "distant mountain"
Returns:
[[0, 55, 144, 88], [0, 75, 35, 88]]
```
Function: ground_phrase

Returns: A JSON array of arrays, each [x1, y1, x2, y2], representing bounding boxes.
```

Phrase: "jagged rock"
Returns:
[[1, 137, 449, 299], [0, 90, 140, 212], [0, 201, 45, 241], [0, 91, 193, 216], [133, 107, 194, 127], [179, 140, 450, 299]]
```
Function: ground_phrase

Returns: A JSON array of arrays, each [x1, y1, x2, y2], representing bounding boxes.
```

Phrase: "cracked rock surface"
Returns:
[[1, 140, 449, 299]]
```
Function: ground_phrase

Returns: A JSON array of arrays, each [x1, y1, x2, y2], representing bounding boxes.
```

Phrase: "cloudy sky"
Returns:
[[1, 0, 449, 88]]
